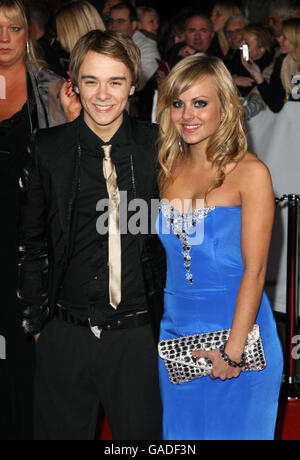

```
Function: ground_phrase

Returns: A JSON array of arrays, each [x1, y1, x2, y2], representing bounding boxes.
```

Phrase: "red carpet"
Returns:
[[99, 416, 112, 440], [275, 399, 300, 440]]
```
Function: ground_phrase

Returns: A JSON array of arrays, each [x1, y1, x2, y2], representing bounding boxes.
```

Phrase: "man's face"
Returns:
[[108, 7, 136, 37], [225, 18, 246, 50], [75, 51, 135, 141], [185, 16, 214, 52], [268, 10, 284, 37]]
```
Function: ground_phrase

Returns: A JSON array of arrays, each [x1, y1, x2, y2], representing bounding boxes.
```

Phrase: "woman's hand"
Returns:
[[191, 348, 241, 381], [241, 57, 264, 85], [34, 333, 40, 343], [60, 80, 82, 122], [156, 70, 167, 87]]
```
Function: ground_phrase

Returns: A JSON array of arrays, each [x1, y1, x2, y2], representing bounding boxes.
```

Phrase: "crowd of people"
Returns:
[[5, 0, 300, 123], [0, 0, 300, 442]]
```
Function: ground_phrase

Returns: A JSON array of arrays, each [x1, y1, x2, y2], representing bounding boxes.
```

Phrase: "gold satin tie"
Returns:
[[102, 144, 121, 309]]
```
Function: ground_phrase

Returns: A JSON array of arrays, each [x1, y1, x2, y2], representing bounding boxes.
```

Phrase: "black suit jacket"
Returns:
[[18, 112, 166, 342]]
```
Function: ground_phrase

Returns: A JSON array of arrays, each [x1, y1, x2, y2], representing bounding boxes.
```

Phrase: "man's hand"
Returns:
[[177, 45, 195, 58]]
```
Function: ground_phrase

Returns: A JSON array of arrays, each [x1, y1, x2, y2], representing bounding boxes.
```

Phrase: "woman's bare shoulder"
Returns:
[[234, 151, 272, 182]]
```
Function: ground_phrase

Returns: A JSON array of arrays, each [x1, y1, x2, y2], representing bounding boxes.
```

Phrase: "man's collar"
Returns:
[[79, 110, 130, 152]]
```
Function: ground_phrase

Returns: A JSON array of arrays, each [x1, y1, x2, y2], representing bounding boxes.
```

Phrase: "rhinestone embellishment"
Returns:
[[160, 201, 215, 284]]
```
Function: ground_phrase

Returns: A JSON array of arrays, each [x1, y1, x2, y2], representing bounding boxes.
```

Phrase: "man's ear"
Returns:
[[129, 85, 135, 96], [74, 86, 80, 95]]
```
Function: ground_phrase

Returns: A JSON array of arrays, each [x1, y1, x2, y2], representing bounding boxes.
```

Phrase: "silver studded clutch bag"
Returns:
[[158, 324, 266, 385]]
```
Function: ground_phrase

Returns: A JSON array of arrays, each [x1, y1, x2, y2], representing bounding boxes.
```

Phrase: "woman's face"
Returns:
[[210, 6, 226, 33], [277, 33, 296, 55], [243, 32, 265, 61], [170, 75, 223, 149], [0, 9, 26, 68]]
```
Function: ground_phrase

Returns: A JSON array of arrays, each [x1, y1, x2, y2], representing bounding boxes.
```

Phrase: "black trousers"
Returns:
[[34, 317, 162, 440]]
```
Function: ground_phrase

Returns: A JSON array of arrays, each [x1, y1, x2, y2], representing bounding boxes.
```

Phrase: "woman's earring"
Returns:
[[26, 41, 30, 55]]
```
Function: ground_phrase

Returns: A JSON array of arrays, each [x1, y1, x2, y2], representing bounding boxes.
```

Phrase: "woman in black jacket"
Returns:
[[0, 0, 65, 440]]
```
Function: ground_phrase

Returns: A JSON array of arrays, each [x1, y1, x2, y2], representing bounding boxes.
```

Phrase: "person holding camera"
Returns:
[[243, 18, 300, 112]]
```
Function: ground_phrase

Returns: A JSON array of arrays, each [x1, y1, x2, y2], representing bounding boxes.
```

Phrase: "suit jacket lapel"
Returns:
[[51, 119, 80, 248], [124, 116, 156, 202]]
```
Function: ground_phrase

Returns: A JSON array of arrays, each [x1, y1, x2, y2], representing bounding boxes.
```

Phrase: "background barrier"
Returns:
[[247, 102, 300, 316]]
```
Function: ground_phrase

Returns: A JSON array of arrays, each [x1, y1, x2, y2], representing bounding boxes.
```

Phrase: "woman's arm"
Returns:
[[225, 157, 274, 362], [242, 56, 286, 113], [192, 156, 274, 380]]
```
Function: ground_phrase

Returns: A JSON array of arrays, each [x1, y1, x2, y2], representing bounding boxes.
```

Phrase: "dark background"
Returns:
[[45, 0, 271, 26]]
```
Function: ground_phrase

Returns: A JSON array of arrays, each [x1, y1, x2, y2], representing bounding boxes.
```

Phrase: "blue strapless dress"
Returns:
[[157, 202, 283, 440]]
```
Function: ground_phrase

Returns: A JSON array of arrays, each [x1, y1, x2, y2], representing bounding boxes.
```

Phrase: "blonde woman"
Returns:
[[156, 54, 283, 440], [210, 0, 242, 56], [56, 0, 106, 120], [243, 18, 300, 112], [55, 0, 105, 54], [136, 6, 160, 36]]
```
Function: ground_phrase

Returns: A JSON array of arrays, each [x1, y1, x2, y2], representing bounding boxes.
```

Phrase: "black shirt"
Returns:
[[58, 113, 148, 324]]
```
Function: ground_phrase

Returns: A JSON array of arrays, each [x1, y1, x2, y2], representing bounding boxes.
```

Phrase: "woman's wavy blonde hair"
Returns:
[[55, 0, 106, 53], [157, 53, 247, 195], [0, 0, 45, 70], [213, 1, 241, 21], [281, 18, 300, 96]]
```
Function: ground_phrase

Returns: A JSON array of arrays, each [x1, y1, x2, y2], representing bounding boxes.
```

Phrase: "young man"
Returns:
[[19, 30, 164, 441]]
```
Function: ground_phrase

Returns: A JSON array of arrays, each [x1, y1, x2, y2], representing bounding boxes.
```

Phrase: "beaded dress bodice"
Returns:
[[160, 200, 215, 285], [157, 202, 244, 293]]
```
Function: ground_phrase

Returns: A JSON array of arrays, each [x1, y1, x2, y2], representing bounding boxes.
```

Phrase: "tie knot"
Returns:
[[102, 144, 112, 159]]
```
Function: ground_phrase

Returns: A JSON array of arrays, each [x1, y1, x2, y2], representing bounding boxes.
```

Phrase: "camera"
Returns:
[[240, 43, 250, 61]]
